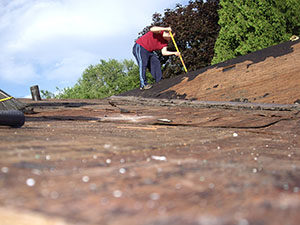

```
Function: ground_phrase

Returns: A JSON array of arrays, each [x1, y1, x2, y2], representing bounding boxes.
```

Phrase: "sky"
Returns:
[[0, 0, 189, 98]]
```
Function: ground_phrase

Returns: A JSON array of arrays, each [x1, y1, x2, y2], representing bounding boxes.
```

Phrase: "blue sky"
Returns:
[[0, 0, 190, 98]]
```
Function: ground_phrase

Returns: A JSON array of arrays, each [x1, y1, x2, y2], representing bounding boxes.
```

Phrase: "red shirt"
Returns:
[[136, 31, 168, 52]]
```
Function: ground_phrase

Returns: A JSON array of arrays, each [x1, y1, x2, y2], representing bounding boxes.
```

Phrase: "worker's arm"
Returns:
[[150, 26, 172, 34], [161, 46, 180, 56]]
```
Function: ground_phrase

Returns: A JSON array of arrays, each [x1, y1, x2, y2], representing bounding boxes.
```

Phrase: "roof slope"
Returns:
[[120, 39, 300, 104]]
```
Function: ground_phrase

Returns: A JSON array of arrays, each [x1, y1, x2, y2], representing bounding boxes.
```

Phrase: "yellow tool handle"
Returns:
[[0, 97, 13, 102], [169, 31, 188, 73]]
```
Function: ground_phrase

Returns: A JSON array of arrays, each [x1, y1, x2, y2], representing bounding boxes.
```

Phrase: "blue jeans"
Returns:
[[132, 43, 162, 87]]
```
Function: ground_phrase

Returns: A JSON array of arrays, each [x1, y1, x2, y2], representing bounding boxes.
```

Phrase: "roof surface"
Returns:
[[1, 40, 300, 225]]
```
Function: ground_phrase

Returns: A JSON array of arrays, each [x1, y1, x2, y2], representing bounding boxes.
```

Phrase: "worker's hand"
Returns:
[[165, 27, 172, 32], [175, 52, 181, 57]]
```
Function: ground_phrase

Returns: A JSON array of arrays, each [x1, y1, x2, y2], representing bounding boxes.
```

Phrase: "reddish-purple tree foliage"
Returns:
[[138, 0, 220, 78]]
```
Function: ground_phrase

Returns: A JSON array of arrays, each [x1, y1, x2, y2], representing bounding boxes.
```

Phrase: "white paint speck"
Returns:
[[233, 133, 238, 137], [104, 144, 111, 149], [157, 118, 172, 123], [151, 155, 167, 161], [1, 167, 9, 173], [113, 190, 122, 198], [26, 178, 36, 187], [82, 176, 90, 183], [119, 168, 126, 174]]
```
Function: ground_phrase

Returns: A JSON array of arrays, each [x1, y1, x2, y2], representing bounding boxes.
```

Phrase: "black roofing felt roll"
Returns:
[[0, 110, 25, 128]]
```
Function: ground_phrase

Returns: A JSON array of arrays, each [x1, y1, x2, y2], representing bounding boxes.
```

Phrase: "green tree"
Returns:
[[212, 0, 300, 64], [139, 0, 220, 78], [40, 90, 55, 99], [56, 59, 144, 99], [275, 0, 300, 35]]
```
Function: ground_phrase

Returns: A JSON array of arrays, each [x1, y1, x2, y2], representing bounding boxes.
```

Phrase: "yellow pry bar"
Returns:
[[0, 97, 13, 102], [169, 31, 188, 73]]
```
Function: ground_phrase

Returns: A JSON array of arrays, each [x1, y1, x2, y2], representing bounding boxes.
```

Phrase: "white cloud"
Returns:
[[44, 50, 98, 82], [0, 0, 187, 96], [0, 55, 38, 84]]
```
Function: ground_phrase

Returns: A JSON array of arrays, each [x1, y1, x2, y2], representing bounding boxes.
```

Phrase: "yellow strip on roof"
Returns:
[[0, 97, 13, 102]]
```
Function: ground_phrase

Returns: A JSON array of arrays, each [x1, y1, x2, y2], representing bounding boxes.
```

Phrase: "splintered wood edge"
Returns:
[[0, 207, 72, 225]]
